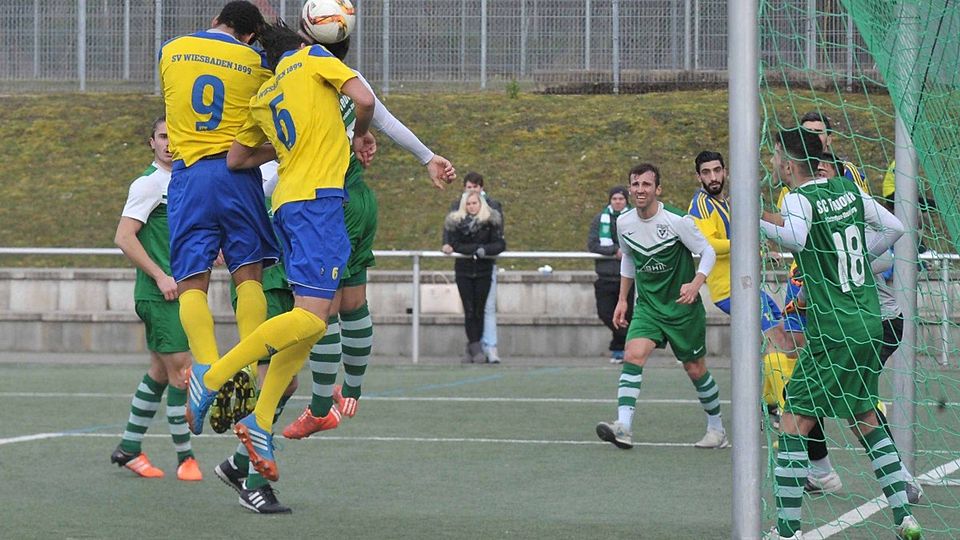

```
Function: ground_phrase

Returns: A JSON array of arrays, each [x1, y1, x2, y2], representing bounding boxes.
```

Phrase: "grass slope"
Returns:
[[0, 91, 894, 268]]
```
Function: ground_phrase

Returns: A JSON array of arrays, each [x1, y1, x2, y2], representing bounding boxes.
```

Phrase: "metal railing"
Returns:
[[0, 247, 954, 365]]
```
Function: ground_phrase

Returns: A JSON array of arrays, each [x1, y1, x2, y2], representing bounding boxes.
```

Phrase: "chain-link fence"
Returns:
[[0, 0, 878, 94]]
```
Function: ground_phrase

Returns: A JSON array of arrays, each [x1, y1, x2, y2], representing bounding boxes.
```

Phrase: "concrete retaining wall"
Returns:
[[0, 268, 954, 359]]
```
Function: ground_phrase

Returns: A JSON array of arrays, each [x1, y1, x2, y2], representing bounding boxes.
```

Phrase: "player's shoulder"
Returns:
[[687, 190, 713, 218], [130, 164, 169, 190], [662, 203, 689, 219]]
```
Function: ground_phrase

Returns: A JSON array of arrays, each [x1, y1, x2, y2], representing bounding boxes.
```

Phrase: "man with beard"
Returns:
[[687, 151, 796, 426]]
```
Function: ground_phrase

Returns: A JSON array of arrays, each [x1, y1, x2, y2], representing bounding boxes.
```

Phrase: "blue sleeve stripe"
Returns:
[[308, 44, 334, 58], [688, 193, 705, 218]]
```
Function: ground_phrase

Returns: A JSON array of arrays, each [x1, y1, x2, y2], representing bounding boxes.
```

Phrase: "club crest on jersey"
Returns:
[[656, 224, 668, 239]]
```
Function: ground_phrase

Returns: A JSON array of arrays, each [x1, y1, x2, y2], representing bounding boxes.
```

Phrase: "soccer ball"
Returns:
[[301, 0, 356, 44]]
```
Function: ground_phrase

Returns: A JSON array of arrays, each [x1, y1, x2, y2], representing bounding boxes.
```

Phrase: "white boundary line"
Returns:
[[807, 456, 960, 539], [0, 431, 693, 448], [0, 392, 728, 404]]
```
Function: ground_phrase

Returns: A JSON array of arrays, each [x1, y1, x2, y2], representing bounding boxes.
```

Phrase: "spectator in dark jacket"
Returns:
[[444, 190, 506, 363], [442, 171, 503, 363], [587, 186, 635, 364]]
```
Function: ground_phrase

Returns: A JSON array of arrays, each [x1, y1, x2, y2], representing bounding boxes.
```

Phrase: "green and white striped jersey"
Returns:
[[617, 202, 714, 320], [120, 162, 172, 302]]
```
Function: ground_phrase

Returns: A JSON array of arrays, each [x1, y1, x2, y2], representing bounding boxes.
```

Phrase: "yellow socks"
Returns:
[[235, 280, 267, 340], [178, 289, 219, 365], [254, 335, 319, 430], [205, 307, 326, 390], [762, 352, 796, 409]]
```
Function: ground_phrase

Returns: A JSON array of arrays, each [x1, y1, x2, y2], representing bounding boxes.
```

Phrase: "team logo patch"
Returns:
[[656, 224, 669, 239]]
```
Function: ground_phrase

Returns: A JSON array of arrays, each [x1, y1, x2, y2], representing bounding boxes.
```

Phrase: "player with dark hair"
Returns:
[[281, 33, 456, 438], [687, 150, 796, 428], [158, 0, 278, 427], [185, 21, 376, 488], [761, 128, 919, 539], [596, 163, 728, 450], [110, 116, 202, 482]]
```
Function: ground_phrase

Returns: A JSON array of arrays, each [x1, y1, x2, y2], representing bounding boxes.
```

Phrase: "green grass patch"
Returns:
[[0, 91, 895, 270]]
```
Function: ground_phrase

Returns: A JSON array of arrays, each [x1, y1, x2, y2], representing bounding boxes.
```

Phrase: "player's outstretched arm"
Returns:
[[426, 155, 457, 190], [341, 77, 376, 165], [115, 217, 177, 301]]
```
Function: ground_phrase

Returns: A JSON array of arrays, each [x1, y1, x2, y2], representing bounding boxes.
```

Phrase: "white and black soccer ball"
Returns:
[[301, 0, 356, 44]]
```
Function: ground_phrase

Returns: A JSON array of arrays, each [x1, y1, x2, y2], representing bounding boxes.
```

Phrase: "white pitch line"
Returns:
[[0, 392, 728, 404], [0, 431, 691, 448], [807, 456, 960, 539]]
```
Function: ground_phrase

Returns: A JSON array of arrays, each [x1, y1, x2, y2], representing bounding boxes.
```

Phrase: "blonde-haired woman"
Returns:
[[443, 191, 506, 363]]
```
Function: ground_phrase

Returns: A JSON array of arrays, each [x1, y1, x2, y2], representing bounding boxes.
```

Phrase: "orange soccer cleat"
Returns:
[[111, 446, 164, 478], [281, 405, 341, 440], [176, 456, 203, 481], [332, 385, 358, 418]]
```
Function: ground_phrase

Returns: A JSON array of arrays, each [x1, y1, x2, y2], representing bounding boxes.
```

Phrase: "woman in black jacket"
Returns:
[[443, 191, 506, 363]]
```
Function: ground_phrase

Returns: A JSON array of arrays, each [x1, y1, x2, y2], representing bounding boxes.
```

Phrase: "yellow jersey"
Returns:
[[688, 189, 731, 302], [159, 30, 271, 166], [235, 45, 357, 212]]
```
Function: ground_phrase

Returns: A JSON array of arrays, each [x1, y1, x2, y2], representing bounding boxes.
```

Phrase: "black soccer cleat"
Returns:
[[239, 484, 292, 514], [110, 445, 137, 466], [209, 379, 236, 434], [232, 369, 257, 423], [215, 457, 248, 494]]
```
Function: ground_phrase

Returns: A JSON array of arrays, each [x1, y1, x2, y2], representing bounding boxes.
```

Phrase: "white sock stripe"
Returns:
[[879, 470, 906, 489], [887, 491, 908, 508], [128, 415, 153, 427], [236, 444, 249, 456], [343, 374, 363, 387], [617, 387, 641, 400], [166, 406, 186, 417], [778, 508, 802, 521], [136, 382, 158, 396], [311, 343, 342, 355], [341, 335, 373, 348], [776, 485, 805, 499], [869, 437, 895, 453], [872, 453, 900, 471], [700, 398, 721, 411], [312, 382, 335, 395], [776, 468, 809, 478], [326, 322, 341, 335], [308, 360, 341, 374], [173, 441, 191, 452], [778, 451, 808, 461], [618, 373, 643, 384], [697, 388, 719, 400], [167, 423, 190, 436], [131, 397, 161, 411], [341, 356, 370, 368], [122, 430, 144, 441], [340, 315, 372, 330]]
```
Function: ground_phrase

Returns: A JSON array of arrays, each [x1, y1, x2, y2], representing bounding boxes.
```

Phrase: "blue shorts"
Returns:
[[783, 270, 807, 333], [168, 158, 280, 280], [274, 195, 350, 299], [715, 291, 783, 333]]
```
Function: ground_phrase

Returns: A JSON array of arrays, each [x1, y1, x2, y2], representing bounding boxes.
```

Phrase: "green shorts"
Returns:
[[625, 305, 706, 362], [135, 300, 189, 354], [341, 179, 378, 286], [784, 340, 882, 420]]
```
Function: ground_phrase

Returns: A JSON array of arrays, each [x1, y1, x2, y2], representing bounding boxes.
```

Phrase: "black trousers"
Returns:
[[456, 273, 492, 343], [594, 278, 635, 352], [807, 315, 904, 460]]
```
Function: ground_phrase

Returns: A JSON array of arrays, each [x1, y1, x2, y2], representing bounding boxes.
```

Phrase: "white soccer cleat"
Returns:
[[804, 470, 843, 494], [694, 428, 730, 449], [896, 515, 922, 540], [596, 421, 633, 449], [765, 526, 802, 540]]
